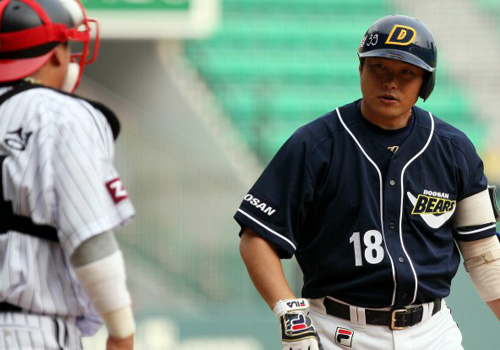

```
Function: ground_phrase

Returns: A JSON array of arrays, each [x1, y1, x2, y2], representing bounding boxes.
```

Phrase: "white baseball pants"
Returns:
[[309, 298, 463, 350], [0, 312, 82, 350]]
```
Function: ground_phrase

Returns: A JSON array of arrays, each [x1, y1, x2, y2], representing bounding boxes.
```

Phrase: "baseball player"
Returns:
[[235, 15, 500, 350], [0, 0, 135, 349]]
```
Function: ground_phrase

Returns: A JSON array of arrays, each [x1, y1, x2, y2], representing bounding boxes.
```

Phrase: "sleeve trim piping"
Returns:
[[456, 223, 497, 235], [237, 209, 297, 251]]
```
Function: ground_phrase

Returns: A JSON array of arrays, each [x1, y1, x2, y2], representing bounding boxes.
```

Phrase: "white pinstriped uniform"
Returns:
[[0, 86, 135, 349]]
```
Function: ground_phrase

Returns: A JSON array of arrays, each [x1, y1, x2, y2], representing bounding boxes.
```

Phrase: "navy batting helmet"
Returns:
[[0, 0, 100, 92], [358, 15, 437, 101]]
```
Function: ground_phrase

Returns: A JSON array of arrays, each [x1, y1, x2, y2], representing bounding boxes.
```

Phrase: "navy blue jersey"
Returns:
[[234, 99, 497, 308]]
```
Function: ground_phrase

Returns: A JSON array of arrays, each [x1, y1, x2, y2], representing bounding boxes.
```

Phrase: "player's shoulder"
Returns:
[[291, 100, 356, 145], [414, 105, 473, 147], [15, 86, 119, 139], [13, 86, 97, 121], [282, 112, 336, 160], [16, 85, 86, 106]]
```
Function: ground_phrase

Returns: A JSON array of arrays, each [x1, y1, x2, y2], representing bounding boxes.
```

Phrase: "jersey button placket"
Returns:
[[384, 165, 415, 306]]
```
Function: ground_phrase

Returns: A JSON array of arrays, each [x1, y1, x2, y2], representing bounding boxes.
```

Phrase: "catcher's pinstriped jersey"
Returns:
[[234, 99, 497, 308], [0, 86, 135, 336]]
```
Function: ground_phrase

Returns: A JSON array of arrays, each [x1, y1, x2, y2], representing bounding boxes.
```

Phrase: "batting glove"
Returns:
[[274, 298, 324, 350]]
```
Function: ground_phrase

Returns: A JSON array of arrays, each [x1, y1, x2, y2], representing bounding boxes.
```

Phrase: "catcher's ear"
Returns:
[[49, 44, 70, 67], [30, 45, 71, 89]]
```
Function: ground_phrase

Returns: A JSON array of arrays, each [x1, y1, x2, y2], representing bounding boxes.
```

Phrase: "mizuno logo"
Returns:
[[387, 146, 399, 153], [5, 127, 32, 151], [407, 192, 456, 229]]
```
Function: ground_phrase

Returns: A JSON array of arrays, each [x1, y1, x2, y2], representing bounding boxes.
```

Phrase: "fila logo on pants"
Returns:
[[335, 327, 354, 347]]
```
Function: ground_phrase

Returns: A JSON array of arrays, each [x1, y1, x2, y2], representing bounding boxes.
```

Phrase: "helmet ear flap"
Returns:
[[420, 70, 436, 101]]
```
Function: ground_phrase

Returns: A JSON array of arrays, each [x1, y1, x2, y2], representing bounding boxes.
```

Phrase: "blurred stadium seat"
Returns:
[[186, 0, 487, 161], [478, 0, 500, 14]]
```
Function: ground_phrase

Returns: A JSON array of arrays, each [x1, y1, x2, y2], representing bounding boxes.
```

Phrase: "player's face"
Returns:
[[360, 57, 425, 129]]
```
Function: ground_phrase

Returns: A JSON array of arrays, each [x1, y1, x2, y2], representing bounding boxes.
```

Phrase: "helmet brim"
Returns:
[[0, 52, 53, 82], [358, 49, 435, 72]]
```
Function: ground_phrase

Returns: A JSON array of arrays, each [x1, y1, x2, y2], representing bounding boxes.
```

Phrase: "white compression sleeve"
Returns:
[[74, 251, 135, 337], [458, 236, 500, 302]]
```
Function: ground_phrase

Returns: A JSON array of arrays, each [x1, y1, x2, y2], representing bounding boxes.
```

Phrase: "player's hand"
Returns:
[[274, 298, 324, 350], [280, 312, 323, 350], [106, 334, 134, 350]]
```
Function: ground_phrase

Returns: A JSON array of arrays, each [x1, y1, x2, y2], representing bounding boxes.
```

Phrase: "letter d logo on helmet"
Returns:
[[386, 25, 417, 46]]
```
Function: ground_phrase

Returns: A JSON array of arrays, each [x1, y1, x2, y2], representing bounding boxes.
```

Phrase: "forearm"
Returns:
[[458, 236, 500, 321], [487, 299, 500, 320], [240, 228, 295, 309], [240, 229, 324, 349], [71, 232, 135, 343]]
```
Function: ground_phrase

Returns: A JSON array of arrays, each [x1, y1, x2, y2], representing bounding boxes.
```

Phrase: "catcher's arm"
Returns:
[[71, 231, 135, 350], [240, 228, 323, 350]]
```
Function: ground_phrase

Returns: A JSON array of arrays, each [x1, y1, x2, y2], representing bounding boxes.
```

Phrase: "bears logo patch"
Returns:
[[407, 190, 456, 229]]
